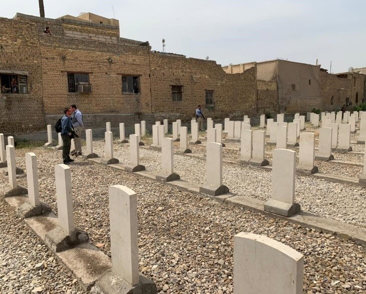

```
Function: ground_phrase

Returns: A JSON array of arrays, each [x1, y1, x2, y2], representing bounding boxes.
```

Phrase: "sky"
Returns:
[[2, 0, 366, 73]]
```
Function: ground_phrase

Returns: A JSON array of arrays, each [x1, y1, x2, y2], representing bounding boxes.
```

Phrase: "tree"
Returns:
[[39, 0, 45, 18]]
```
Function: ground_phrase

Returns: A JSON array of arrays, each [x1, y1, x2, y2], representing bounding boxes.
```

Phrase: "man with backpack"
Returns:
[[60, 106, 74, 164], [195, 105, 205, 131]]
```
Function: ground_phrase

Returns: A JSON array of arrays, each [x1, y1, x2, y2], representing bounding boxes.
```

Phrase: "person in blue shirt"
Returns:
[[61, 107, 74, 164], [195, 105, 205, 131]]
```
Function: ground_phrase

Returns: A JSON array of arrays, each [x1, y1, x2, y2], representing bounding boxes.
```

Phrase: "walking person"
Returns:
[[70, 104, 84, 156], [195, 105, 205, 131], [61, 107, 74, 164]]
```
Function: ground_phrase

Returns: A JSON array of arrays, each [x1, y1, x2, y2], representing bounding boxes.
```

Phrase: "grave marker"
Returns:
[[157, 138, 180, 182]]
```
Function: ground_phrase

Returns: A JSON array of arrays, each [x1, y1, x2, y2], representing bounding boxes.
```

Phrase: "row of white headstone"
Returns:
[[2, 138, 304, 293]]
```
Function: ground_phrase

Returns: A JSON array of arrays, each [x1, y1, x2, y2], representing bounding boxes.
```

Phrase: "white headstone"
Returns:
[[240, 129, 252, 161], [172, 122, 179, 141], [119, 123, 126, 142], [252, 130, 266, 165], [269, 123, 278, 144], [162, 138, 174, 176], [55, 164, 74, 235], [6, 145, 17, 189], [277, 113, 284, 123], [299, 116, 305, 130], [338, 123, 351, 150], [234, 121, 242, 139], [191, 121, 199, 143], [260, 114, 266, 128], [359, 115, 366, 142], [234, 232, 303, 294], [179, 126, 189, 152], [331, 123, 339, 148], [141, 121, 146, 137], [298, 132, 315, 171], [0, 134, 5, 163], [227, 121, 235, 139], [85, 129, 94, 155], [106, 122, 111, 132], [287, 123, 297, 146], [129, 134, 140, 167], [158, 125, 165, 147], [134, 124, 141, 143], [176, 119, 181, 135], [207, 127, 216, 143], [215, 124, 223, 144], [276, 125, 287, 149], [224, 118, 230, 133], [204, 142, 223, 189], [350, 115, 356, 133], [109, 185, 139, 286], [104, 131, 114, 160], [8, 136, 14, 147], [163, 119, 168, 134], [336, 111, 342, 124], [152, 125, 159, 146], [46, 124, 53, 145], [318, 128, 332, 159], [26, 152, 40, 207], [266, 119, 274, 136], [207, 118, 213, 130]]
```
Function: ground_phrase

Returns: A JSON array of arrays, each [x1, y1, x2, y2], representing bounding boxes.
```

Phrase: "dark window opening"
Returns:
[[330, 96, 334, 105], [356, 92, 359, 104], [0, 74, 28, 94], [291, 84, 296, 91], [122, 76, 140, 94], [346, 97, 350, 106], [171, 85, 183, 101], [67, 73, 90, 93], [308, 79, 311, 85], [205, 90, 214, 105]]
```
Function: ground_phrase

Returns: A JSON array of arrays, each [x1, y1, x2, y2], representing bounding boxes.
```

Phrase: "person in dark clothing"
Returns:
[[61, 107, 74, 164]]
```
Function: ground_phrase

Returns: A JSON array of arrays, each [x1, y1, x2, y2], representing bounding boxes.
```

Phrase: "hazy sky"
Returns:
[[3, 0, 366, 73]]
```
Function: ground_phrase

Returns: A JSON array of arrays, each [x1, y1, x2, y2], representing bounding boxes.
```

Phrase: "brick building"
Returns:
[[0, 12, 365, 134], [223, 60, 366, 113]]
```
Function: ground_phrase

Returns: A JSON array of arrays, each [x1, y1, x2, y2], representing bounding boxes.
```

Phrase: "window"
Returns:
[[0, 74, 28, 94], [171, 85, 183, 101], [291, 84, 296, 91], [122, 76, 140, 94], [330, 96, 334, 105], [205, 90, 214, 105], [308, 79, 311, 85], [67, 73, 90, 93]]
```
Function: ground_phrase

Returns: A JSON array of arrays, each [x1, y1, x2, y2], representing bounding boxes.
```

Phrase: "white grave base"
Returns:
[[315, 154, 334, 161], [103, 157, 119, 165], [264, 199, 300, 217], [3, 185, 28, 198], [156, 173, 180, 182], [199, 185, 229, 196], [125, 164, 146, 173]]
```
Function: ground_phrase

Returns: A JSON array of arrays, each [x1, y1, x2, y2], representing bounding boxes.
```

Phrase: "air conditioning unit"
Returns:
[[77, 83, 92, 94]]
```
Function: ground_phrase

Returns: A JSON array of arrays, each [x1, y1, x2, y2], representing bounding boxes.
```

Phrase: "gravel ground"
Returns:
[[92, 140, 366, 228], [1, 144, 366, 293], [0, 194, 87, 293]]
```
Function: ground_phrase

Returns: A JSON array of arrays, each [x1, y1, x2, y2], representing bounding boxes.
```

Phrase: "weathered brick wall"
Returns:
[[149, 52, 257, 120], [0, 16, 45, 134], [257, 80, 278, 115]]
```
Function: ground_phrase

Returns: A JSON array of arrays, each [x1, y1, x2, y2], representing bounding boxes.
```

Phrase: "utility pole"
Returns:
[[39, 0, 45, 18]]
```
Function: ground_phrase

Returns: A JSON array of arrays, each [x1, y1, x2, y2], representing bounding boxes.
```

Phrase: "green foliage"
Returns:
[[353, 103, 366, 111], [311, 108, 321, 114], [265, 112, 272, 119]]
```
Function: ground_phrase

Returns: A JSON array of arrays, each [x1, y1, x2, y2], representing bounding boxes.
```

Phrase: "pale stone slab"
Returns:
[[299, 116, 305, 130], [312, 113, 319, 127], [85, 129, 93, 156], [207, 118, 213, 130], [179, 126, 191, 153], [55, 164, 74, 236], [240, 129, 252, 162], [224, 118, 230, 132], [277, 113, 284, 123], [234, 232, 303, 294], [317, 128, 333, 160], [350, 115, 356, 133], [287, 123, 297, 146], [269, 122, 278, 144], [172, 122, 179, 141], [109, 185, 139, 286], [293, 118, 300, 137], [207, 127, 216, 143], [129, 134, 140, 167], [141, 121, 146, 137], [266, 119, 274, 136], [191, 121, 200, 144], [6, 145, 17, 189], [158, 125, 165, 147], [45, 124, 53, 146], [104, 131, 114, 160], [338, 123, 351, 150], [330, 112, 336, 123], [152, 125, 159, 146], [162, 138, 174, 175], [57, 133, 63, 149], [276, 125, 287, 149], [354, 111, 359, 121], [336, 111, 342, 124], [294, 113, 299, 120], [358, 116, 366, 142], [155, 121, 161, 126], [8, 136, 14, 146], [0, 133, 5, 163], [227, 121, 235, 139], [260, 114, 265, 128], [331, 123, 339, 148], [176, 119, 181, 135], [26, 153, 40, 207], [251, 130, 267, 165], [163, 119, 168, 134], [243, 116, 250, 125], [359, 144, 366, 184], [242, 122, 251, 130], [106, 122, 111, 132], [215, 124, 223, 144], [234, 121, 241, 139], [119, 123, 127, 142], [134, 124, 141, 143], [199, 142, 229, 196], [298, 132, 316, 171]]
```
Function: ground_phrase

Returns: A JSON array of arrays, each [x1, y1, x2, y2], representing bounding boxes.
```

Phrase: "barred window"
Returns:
[[205, 90, 214, 105], [171, 85, 183, 101], [122, 76, 140, 94]]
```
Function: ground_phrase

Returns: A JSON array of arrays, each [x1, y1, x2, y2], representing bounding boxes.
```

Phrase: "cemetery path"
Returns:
[[2, 146, 366, 293]]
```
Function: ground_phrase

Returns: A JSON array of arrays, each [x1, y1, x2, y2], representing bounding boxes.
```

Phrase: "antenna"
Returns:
[[162, 39, 165, 52], [330, 61, 332, 73]]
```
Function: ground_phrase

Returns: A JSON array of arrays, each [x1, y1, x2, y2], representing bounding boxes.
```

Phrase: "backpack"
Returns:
[[55, 117, 62, 133]]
